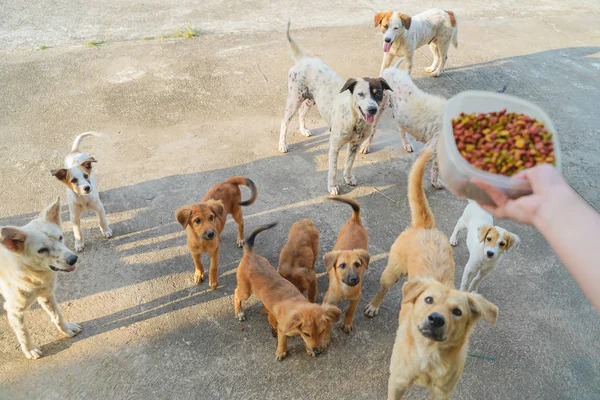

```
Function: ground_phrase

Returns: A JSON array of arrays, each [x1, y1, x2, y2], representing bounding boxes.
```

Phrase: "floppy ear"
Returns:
[[51, 168, 68, 182], [379, 78, 393, 92], [40, 197, 61, 225], [321, 304, 342, 323], [323, 250, 341, 272], [175, 206, 193, 228], [355, 249, 371, 270], [0, 227, 27, 253], [467, 293, 498, 325], [374, 12, 388, 27], [340, 78, 358, 94], [208, 201, 225, 221], [479, 224, 493, 243], [80, 157, 97, 173], [401, 277, 431, 304], [398, 13, 412, 30], [282, 311, 302, 333], [504, 232, 520, 252]]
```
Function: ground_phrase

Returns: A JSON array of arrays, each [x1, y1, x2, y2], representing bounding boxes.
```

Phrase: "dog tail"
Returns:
[[408, 148, 435, 229], [71, 132, 102, 153], [244, 222, 278, 254], [225, 176, 258, 206], [446, 10, 458, 48], [328, 196, 362, 224], [285, 18, 304, 62]]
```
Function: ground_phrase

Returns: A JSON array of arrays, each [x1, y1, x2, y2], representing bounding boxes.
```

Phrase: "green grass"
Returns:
[[86, 41, 103, 47], [39, 45, 48, 50], [169, 27, 198, 39], [142, 36, 153, 41]]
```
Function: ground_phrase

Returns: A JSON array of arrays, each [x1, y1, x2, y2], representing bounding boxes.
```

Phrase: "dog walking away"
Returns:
[[279, 19, 392, 195], [323, 196, 370, 333], [51, 132, 112, 252], [374, 9, 458, 76], [235, 223, 341, 361], [450, 200, 521, 292], [0, 199, 81, 359], [277, 219, 319, 302], [176, 176, 257, 289]]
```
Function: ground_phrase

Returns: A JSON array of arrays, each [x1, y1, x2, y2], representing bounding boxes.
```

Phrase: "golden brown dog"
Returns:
[[363, 149, 498, 399], [176, 176, 257, 289], [235, 223, 341, 361], [277, 219, 319, 303], [323, 197, 370, 333]]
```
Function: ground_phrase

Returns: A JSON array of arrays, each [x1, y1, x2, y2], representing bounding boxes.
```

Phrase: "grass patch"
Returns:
[[39, 45, 48, 50], [169, 27, 198, 39], [86, 41, 103, 47], [142, 36, 153, 41]]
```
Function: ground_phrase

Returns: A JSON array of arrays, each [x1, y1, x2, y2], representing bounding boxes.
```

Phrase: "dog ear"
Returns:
[[354, 249, 371, 270], [379, 78, 393, 92], [321, 304, 342, 323], [40, 197, 61, 225], [398, 13, 412, 30], [51, 168, 68, 182], [374, 12, 389, 27], [504, 232, 520, 252], [80, 157, 97, 173], [175, 206, 193, 228], [467, 293, 498, 325], [340, 78, 358, 94], [282, 311, 303, 333], [479, 224, 493, 243], [208, 201, 225, 221], [323, 250, 341, 272], [0, 227, 27, 253], [401, 277, 431, 304]]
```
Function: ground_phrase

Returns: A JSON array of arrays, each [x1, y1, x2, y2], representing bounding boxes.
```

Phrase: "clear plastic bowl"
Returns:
[[437, 90, 562, 205]]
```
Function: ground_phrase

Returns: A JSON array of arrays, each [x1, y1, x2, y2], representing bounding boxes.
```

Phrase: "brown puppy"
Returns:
[[277, 219, 319, 303], [235, 223, 341, 361], [363, 149, 498, 399], [323, 197, 370, 333], [176, 176, 257, 289]]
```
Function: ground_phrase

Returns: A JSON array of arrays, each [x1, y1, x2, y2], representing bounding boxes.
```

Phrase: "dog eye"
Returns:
[[383, 25, 389, 29], [194, 218, 201, 224], [487, 237, 491, 242], [71, 178, 78, 184], [210, 215, 214, 222], [338, 263, 346, 269], [499, 242, 505, 247], [38, 248, 49, 254], [83, 174, 89, 179], [452, 308, 462, 317], [354, 262, 360, 268], [358, 93, 365, 98], [303, 332, 311, 338], [59, 235, 64, 242], [394, 27, 399, 30], [424, 296, 434, 304]]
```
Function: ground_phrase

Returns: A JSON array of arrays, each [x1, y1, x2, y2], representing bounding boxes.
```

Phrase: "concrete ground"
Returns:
[[1, 1, 599, 399]]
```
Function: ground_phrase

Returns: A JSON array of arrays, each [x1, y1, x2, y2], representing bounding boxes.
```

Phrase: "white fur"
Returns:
[[0, 199, 81, 359], [449, 200, 521, 292]]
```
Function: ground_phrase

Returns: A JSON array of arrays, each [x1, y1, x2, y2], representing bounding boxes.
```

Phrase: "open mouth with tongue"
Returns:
[[383, 42, 392, 52], [359, 108, 375, 124], [50, 265, 77, 272]]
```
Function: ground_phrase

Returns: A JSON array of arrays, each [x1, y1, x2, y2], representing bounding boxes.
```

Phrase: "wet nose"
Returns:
[[428, 313, 445, 328], [66, 254, 78, 266], [367, 106, 378, 115], [84, 186, 91, 193], [384, 37, 392, 43], [206, 230, 215, 239], [312, 348, 322, 355], [486, 250, 494, 258], [348, 276, 359, 285]]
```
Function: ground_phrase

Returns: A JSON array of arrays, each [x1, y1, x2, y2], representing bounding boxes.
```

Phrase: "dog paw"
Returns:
[[279, 142, 288, 153], [209, 280, 219, 291], [275, 350, 287, 361], [237, 312, 246, 322], [328, 185, 339, 196], [341, 323, 353, 333], [430, 70, 442, 77], [344, 175, 357, 186], [404, 144, 414, 153], [424, 66, 435, 73], [364, 304, 380, 318], [359, 143, 370, 155], [62, 322, 82, 337], [23, 347, 43, 360], [449, 236, 458, 246], [194, 272, 205, 285], [300, 128, 312, 137], [102, 228, 113, 238], [74, 241, 85, 252], [236, 238, 244, 248], [431, 179, 445, 189]]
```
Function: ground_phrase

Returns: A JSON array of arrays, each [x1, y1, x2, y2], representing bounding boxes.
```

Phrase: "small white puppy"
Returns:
[[0, 199, 81, 359], [449, 200, 521, 292], [51, 132, 112, 251]]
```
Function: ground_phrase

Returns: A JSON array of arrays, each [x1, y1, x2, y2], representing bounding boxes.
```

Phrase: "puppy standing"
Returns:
[[235, 223, 341, 360], [277, 219, 319, 303], [176, 176, 257, 289], [51, 132, 112, 251], [0, 199, 81, 359], [374, 9, 458, 76], [279, 20, 392, 195], [323, 197, 370, 333], [450, 200, 521, 292]]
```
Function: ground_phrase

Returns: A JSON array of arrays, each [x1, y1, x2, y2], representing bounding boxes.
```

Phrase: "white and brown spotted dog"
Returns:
[[279, 20, 392, 195], [375, 9, 458, 76]]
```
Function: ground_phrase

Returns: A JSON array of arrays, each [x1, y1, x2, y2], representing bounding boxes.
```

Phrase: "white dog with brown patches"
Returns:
[[450, 200, 521, 292], [51, 132, 112, 251], [374, 9, 458, 76], [0, 199, 81, 359]]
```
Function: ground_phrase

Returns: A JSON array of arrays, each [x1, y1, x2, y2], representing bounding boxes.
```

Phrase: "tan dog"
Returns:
[[176, 176, 257, 289], [235, 223, 341, 361], [277, 219, 319, 303], [362, 149, 498, 399], [323, 197, 370, 333]]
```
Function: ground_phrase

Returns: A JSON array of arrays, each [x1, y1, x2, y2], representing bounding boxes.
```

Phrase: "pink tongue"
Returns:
[[67, 265, 77, 272], [383, 42, 392, 52], [366, 114, 375, 124]]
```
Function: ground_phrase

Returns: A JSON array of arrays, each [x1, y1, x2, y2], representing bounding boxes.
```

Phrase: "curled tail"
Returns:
[[225, 176, 258, 206], [328, 196, 361, 224], [244, 223, 278, 254], [446, 10, 458, 48], [408, 148, 435, 229], [286, 18, 305, 62], [71, 132, 102, 153]]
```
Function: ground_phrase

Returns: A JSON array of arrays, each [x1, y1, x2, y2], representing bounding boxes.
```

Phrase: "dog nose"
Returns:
[[367, 106, 378, 116], [427, 313, 445, 328], [348, 276, 359, 285], [312, 348, 322, 355], [384, 37, 392, 43], [486, 250, 494, 258], [206, 230, 215, 239], [66, 254, 78, 266], [84, 186, 91, 193]]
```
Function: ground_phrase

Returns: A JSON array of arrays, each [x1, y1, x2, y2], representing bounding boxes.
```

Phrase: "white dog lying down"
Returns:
[[359, 59, 446, 188], [51, 132, 112, 251], [0, 199, 81, 359], [450, 200, 521, 292]]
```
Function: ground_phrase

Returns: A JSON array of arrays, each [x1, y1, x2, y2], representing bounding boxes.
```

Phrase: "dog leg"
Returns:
[[404, 54, 414, 76], [6, 307, 42, 360], [399, 127, 413, 153], [279, 87, 304, 153], [432, 41, 451, 77], [232, 207, 245, 247], [459, 260, 478, 291], [94, 202, 113, 238], [341, 298, 359, 333], [468, 270, 488, 293], [298, 99, 314, 137], [359, 131, 375, 155], [343, 143, 359, 187], [307, 278, 318, 303], [191, 252, 205, 285], [429, 148, 444, 189], [380, 53, 395, 75], [267, 312, 278, 337], [70, 204, 84, 252], [208, 249, 220, 290], [425, 41, 440, 73], [276, 329, 288, 361], [387, 379, 408, 400], [38, 295, 81, 337], [449, 218, 465, 246], [429, 387, 451, 400], [234, 281, 250, 321], [327, 135, 342, 195], [365, 261, 403, 317]]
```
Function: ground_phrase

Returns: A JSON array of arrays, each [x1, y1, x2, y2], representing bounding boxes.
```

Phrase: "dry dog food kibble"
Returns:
[[452, 109, 555, 176]]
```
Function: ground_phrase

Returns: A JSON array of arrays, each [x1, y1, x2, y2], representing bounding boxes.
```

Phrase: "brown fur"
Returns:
[[446, 10, 457, 27], [175, 176, 257, 289], [277, 219, 319, 303], [323, 196, 370, 333], [374, 11, 393, 28], [51, 157, 96, 193], [235, 224, 341, 360], [398, 13, 412, 30], [480, 225, 516, 253]]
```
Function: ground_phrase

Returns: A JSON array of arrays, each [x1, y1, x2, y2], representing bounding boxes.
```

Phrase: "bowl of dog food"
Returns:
[[437, 90, 562, 205]]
